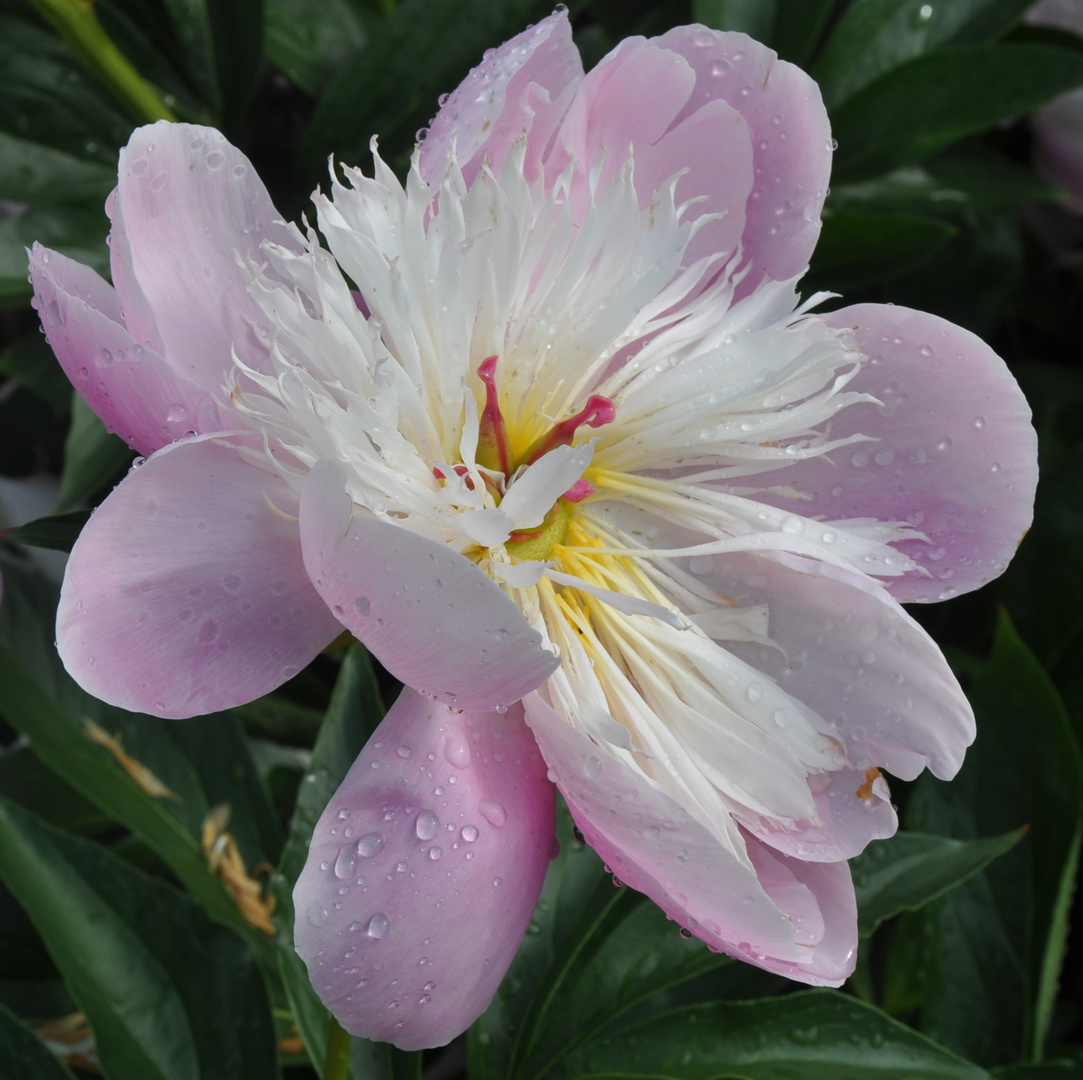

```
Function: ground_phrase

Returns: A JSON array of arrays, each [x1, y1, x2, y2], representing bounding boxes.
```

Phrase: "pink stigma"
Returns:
[[524, 395, 617, 465], [476, 356, 511, 475]]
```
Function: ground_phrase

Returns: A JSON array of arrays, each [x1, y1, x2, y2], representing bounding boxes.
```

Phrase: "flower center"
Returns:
[[476, 355, 616, 475], [473, 356, 616, 561], [506, 499, 572, 560]]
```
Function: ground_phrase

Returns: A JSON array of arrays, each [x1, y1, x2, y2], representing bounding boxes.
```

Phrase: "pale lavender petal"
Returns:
[[652, 26, 832, 292], [742, 834, 857, 984], [109, 122, 300, 388], [57, 436, 342, 717], [299, 460, 560, 711], [752, 305, 1038, 603], [747, 767, 897, 864], [293, 691, 555, 1050], [709, 552, 975, 782], [419, 11, 583, 187], [549, 39, 752, 277], [524, 693, 854, 985], [29, 245, 219, 455]]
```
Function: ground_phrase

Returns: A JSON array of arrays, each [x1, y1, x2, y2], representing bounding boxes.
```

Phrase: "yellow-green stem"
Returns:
[[324, 1016, 352, 1080], [28, 0, 177, 124]]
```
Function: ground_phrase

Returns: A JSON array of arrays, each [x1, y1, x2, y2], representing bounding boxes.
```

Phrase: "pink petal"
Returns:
[[524, 693, 854, 985], [652, 26, 832, 292], [753, 305, 1038, 603], [419, 11, 583, 187], [549, 39, 752, 275], [57, 436, 343, 717], [299, 461, 560, 711], [293, 691, 555, 1050], [29, 245, 219, 456], [742, 833, 857, 984], [711, 552, 975, 783], [108, 122, 299, 389], [747, 767, 897, 864]]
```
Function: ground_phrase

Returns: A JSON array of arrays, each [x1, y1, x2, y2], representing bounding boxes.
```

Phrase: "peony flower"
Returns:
[[30, 12, 1036, 1052]]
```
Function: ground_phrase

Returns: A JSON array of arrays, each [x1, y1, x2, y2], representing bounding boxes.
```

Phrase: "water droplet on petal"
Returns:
[[415, 810, 439, 840], [367, 913, 390, 938], [479, 801, 506, 827], [334, 848, 357, 879], [357, 833, 384, 857]]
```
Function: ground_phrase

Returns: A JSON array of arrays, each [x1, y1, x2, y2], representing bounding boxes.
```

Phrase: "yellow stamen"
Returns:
[[83, 718, 179, 800]]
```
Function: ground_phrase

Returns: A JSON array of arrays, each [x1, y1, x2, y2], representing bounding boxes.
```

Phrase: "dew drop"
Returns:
[[583, 755, 603, 779], [205, 150, 225, 169], [479, 801, 506, 827], [367, 913, 390, 938], [332, 845, 358, 880], [747, 682, 763, 703], [461, 824, 479, 842], [357, 833, 384, 857], [415, 810, 439, 840], [428, 846, 443, 861], [396, 745, 412, 758], [355, 596, 372, 616]]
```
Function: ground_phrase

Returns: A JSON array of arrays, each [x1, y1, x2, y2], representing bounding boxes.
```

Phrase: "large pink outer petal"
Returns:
[[711, 551, 974, 786], [29, 245, 219, 456], [298, 460, 560, 711], [419, 11, 583, 187], [293, 690, 555, 1050], [749, 305, 1037, 603], [57, 437, 342, 717], [547, 38, 753, 277], [525, 695, 857, 986], [108, 122, 298, 389], [652, 26, 833, 290]]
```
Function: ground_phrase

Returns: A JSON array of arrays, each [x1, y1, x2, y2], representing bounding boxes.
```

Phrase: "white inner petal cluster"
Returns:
[[237, 137, 918, 858]]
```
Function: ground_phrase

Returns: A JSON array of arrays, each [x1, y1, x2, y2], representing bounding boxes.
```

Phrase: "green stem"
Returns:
[[324, 1016, 353, 1080], [27, 0, 176, 124]]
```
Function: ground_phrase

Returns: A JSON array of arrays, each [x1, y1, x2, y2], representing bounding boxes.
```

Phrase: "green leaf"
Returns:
[[805, 209, 956, 292], [0, 742, 107, 834], [852, 828, 1025, 936], [812, 0, 1036, 111], [946, 0, 1036, 46], [901, 615, 1083, 1064], [265, 0, 373, 96], [0, 330, 73, 411], [515, 886, 732, 1080], [0, 510, 90, 552], [300, 0, 557, 184], [271, 644, 387, 1078], [556, 991, 991, 1080], [994, 1064, 1083, 1080], [0, 202, 110, 304], [470, 802, 608, 1080], [692, 0, 776, 41], [0, 14, 132, 163], [153, 0, 264, 128], [54, 393, 133, 513], [0, 1001, 76, 1080], [831, 44, 1083, 183], [828, 148, 1057, 216], [0, 131, 115, 204], [0, 560, 282, 958], [0, 795, 276, 1080], [770, 0, 836, 67]]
